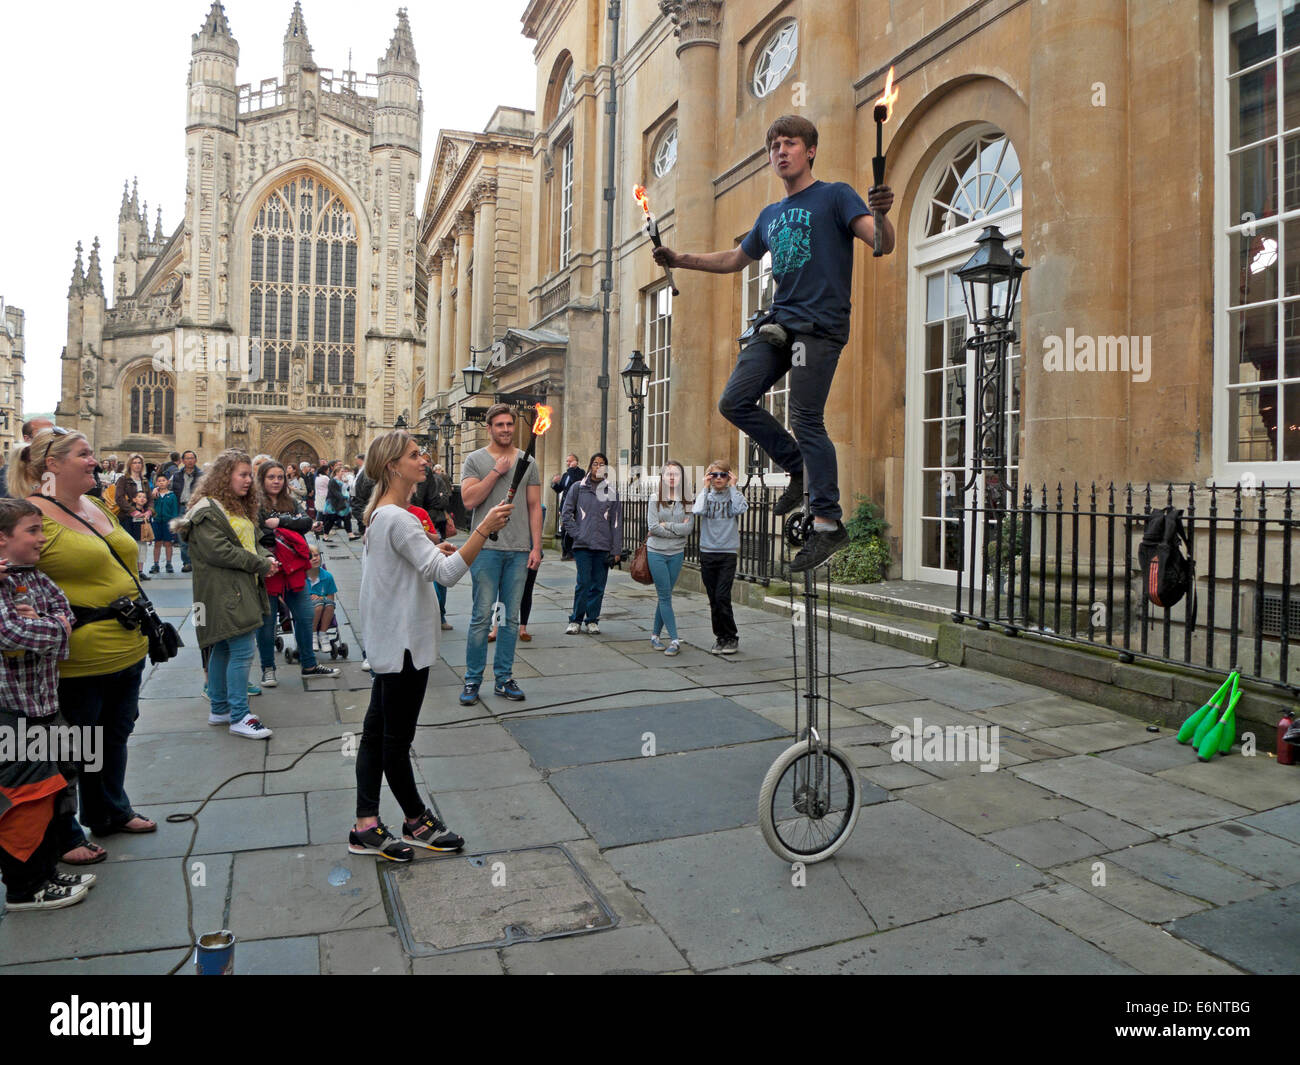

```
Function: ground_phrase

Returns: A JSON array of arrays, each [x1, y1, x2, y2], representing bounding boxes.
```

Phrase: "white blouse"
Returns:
[[359, 504, 470, 674]]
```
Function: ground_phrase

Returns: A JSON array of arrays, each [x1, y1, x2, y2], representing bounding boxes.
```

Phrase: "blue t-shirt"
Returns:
[[740, 180, 870, 343], [306, 568, 337, 601]]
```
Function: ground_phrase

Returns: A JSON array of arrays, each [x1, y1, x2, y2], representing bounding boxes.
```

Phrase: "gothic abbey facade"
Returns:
[[58, 2, 424, 470]]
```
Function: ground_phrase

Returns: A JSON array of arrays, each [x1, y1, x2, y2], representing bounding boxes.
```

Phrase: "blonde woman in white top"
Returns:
[[349, 430, 511, 863]]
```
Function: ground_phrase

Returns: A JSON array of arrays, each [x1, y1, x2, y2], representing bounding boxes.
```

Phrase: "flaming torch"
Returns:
[[489, 402, 553, 541], [871, 66, 899, 258], [633, 185, 679, 295]]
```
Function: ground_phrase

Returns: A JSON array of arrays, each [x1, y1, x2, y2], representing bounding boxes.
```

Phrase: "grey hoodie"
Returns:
[[691, 486, 748, 553]]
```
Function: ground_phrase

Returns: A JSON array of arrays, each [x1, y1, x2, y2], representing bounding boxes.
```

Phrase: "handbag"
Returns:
[[43, 498, 183, 664], [630, 542, 654, 584]]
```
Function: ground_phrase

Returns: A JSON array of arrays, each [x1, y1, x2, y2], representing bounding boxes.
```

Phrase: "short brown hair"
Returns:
[[0, 498, 41, 536], [765, 115, 819, 166], [485, 403, 515, 427]]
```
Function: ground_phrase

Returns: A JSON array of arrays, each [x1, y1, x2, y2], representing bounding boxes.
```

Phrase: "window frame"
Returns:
[[643, 284, 673, 478], [737, 249, 791, 484], [559, 137, 575, 270], [750, 19, 798, 100]]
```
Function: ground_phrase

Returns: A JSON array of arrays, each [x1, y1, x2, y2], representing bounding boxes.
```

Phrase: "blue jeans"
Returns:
[[435, 580, 447, 622], [718, 334, 844, 520], [465, 549, 529, 686], [208, 631, 257, 723], [570, 548, 611, 625], [648, 550, 685, 641], [257, 586, 319, 670], [55, 658, 146, 846]]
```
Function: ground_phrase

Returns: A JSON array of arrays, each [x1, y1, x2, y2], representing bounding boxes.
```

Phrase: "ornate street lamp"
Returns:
[[463, 342, 506, 397], [956, 224, 1028, 336], [620, 348, 651, 474]]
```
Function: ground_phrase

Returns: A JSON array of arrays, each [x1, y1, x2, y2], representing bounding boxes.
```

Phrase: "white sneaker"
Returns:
[[208, 712, 230, 726], [585, 622, 600, 635], [650, 635, 665, 650], [362, 658, 371, 671], [261, 667, 277, 688], [229, 715, 273, 740], [565, 622, 581, 635]]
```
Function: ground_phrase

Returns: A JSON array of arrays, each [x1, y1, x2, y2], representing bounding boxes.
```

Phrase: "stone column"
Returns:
[[454, 211, 475, 384], [659, 0, 723, 473], [471, 178, 498, 351], [437, 238, 455, 392], [425, 253, 442, 402], [1023, 0, 1128, 489]]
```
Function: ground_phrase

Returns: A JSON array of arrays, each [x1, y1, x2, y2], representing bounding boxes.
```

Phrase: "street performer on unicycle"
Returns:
[[653, 114, 895, 572]]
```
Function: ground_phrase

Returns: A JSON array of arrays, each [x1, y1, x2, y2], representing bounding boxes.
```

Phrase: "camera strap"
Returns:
[[38, 497, 152, 605]]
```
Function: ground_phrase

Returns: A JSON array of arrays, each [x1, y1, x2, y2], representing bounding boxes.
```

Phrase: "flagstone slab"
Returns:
[[1012, 755, 1250, 835], [859, 763, 940, 789], [1025, 719, 1164, 755], [319, 927, 409, 974], [416, 748, 544, 791], [124, 732, 264, 802], [409, 721, 523, 758], [504, 698, 786, 768], [1106, 841, 1275, 906], [263, 751, 360, 794], [227, 844, 389, 939], [984, 819, 1110, 868], [882, 665, 1048, 711], [500, 922, 688, 975], [831, 802, 1049, 929], [1168, 886, 1300, 975], [974, 694, 1124, 730], [1059, 808, 1156, 850], [606, 825, 875, 971], [777, 900, 1133, 975], [1101, 736, 1203, 774], [1052, 857, 1209, 923], [422, 781, 588, 851], [900, 773, 1085, 835], [1241, 802, 1300, 845], [1168, 821, 1300, 887], [1155, 757, 1300, 813], [1017, 883, 1239, 974]]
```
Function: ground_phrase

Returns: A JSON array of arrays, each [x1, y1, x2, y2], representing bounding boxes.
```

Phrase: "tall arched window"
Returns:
[[126, 367, 175, 436], [249, 173, 359, 385]]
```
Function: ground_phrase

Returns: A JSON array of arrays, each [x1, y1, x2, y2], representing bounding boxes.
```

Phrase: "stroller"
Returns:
[[265, 528, 350, 664]]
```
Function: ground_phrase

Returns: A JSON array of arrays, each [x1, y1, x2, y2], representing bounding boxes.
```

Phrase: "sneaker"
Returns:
[[347, 821, 413, 863], [441, 622, 453, 631], [149, 563, 160, 574], [650, 635, 666, 651], [138, 571, 151, 581], [565, 622, 581, 635], [493, 678, 526, 701], [459, 682, 480, 706], [48, 870, 97, 891], [301, 664, 341, 678], [788, 521, 849, 572], [208, 712, 230, 725], [773, 474, 805, 516], [166, 563, 175, 574], [261, 668, 278, 688], [5, 880, 89, 911], [181, 563, 192, 572], [665, 641, 681, 657], [401, 808, 465, 852], [362, 659, 371, 671], [719, 639, 739, 655], [247, 682, 261, 697], [314, 634, 324, 652], [585, 622, 600, 635], [229, 715, 273, 740], [202, 683, 209, 700], [709, 641, 725, 655]]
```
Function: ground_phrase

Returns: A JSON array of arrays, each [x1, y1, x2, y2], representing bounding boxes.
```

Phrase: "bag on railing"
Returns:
[[1138, 506, 1193, 610]]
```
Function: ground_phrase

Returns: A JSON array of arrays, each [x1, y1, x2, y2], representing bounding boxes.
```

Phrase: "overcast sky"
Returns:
[[0, 0, 538, 414]]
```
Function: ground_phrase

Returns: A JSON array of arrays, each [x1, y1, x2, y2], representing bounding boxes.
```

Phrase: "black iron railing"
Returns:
[[955, 481, 1300, 694]]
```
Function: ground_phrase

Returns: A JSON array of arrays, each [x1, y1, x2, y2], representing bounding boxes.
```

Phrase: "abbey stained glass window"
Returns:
[[249, 174, 358, 384], [128, 368, 175, 436]]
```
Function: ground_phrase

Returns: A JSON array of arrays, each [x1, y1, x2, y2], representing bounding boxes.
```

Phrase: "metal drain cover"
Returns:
[[382, 845, 617, 956]]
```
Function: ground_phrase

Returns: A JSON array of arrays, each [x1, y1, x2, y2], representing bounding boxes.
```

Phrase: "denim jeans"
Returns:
[[648, 550, 685, 641], [54, 659, 145, 846], [718, 334, 845, 520], [257, 585, 318, 670], [570, 548, 611, 625], [465, 549, 529, 686], [435, 580, 447, 622], [208, 630, 257, 723]]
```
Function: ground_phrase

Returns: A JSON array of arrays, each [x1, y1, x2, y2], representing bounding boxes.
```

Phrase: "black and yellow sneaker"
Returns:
[[347, 820, 413, 862], [789, 521, 849, 573], [402, 808, 465, 852]]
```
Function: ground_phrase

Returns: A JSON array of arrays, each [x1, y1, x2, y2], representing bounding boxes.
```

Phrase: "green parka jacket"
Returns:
[[173, 496, 273, 649]]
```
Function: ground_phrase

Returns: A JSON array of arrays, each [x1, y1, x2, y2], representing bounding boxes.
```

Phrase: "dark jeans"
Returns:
[[520, 564, 539, 627], [355, 650, 429, 820], [699, 551, 738, 641], [570, 548, 611, 624], [1, 818, 58, 900], [718, 334, 844, 520], [55, 658, 146, 847], [257, 585, 319, 670], [321, 511, 352, 536]]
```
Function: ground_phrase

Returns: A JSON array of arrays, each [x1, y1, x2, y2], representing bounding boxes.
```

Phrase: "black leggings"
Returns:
[[321, 511, 353, 536], [355, 650, 429, 820]]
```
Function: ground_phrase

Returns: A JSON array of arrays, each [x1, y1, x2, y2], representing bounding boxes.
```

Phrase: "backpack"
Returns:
[[1138, 506, 1194, 613], [266, 528, 311, 595], [326, 476, 346, 512], [428, 472, 452, 514]]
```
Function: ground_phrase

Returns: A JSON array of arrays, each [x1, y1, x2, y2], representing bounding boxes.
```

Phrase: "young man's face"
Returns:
[[183, 452, 197, 470], [0, 514, 46, 567], [769, 134, 814, 180], [489, 415, 515, 448]]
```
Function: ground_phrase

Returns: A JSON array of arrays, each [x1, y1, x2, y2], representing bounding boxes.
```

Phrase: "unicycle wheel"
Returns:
[[758, 740, 861, 863], [784, 511, 814, 547]]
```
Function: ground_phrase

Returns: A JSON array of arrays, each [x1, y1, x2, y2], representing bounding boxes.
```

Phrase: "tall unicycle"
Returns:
[[758, 494, 861, 863]]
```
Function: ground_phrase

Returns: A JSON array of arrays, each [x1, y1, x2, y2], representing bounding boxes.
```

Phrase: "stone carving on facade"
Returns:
[[454, 211, 474, 237], [299, 89, 317, 137], [659, 0, 724, 46], [471, 178, 498, 208]]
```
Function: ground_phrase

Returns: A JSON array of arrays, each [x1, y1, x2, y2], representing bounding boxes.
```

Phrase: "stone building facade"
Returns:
[[57, 2, 424, 470], [0, 299, 25, 456]]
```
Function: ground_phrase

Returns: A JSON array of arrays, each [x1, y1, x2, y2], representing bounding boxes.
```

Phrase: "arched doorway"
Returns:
[[279, 439, 319, 471]]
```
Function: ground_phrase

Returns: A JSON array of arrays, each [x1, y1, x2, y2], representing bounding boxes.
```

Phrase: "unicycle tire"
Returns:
[[758, 740, 861, 864]]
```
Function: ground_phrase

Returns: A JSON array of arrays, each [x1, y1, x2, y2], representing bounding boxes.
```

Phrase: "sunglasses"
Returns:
[[707, 471, 728, 478]]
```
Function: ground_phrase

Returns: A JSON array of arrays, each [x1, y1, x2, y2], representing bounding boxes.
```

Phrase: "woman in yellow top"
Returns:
[[14, 429, 154, 865]]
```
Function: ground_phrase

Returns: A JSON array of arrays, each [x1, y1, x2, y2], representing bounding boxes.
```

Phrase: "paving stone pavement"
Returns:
[[2, 536, 1297, 975]]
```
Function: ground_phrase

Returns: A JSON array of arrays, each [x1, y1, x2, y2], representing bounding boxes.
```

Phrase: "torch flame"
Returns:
[[873, 66, 899, 121], [633, 184, 651, 217], [532, 403, 553, 436]]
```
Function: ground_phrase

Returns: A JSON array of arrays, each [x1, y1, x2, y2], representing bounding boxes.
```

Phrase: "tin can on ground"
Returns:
[[195, 930, 236, 975]]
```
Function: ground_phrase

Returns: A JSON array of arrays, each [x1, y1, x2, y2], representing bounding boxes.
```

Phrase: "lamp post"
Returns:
[[462, 342, 505, 398], [620, 348, 650, 479], [956, 224, 1028, 513], [440, 410, 455, 474]]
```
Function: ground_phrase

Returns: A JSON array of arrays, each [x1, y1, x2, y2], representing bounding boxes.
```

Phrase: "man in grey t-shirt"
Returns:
[[458, 403, 543, 705]]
